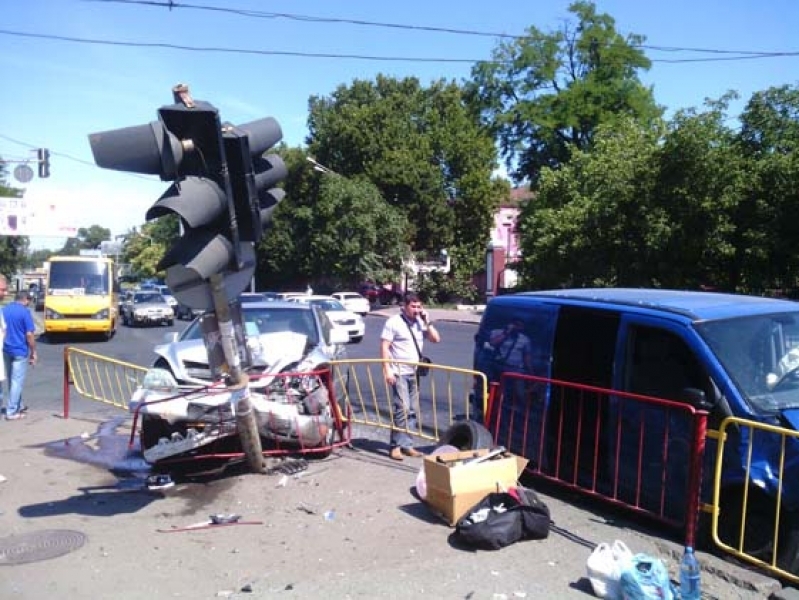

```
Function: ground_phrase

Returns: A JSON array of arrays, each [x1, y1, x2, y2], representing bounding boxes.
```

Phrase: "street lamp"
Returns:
[[306, 156, 340, 176]]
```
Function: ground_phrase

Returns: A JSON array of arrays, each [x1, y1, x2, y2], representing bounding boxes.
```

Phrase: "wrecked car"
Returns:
[[130, 301, 350, 470]]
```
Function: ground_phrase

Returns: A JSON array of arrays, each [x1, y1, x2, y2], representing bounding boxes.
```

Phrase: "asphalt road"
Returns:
[[30, 312, 477, 416], [13, 310, 787, 598]]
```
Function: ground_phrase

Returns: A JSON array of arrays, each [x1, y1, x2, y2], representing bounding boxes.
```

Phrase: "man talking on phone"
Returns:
[[380, 292, 441, 460]]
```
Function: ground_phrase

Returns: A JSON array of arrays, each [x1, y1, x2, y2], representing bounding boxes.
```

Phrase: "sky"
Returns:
[[1, 0, 798, 250]]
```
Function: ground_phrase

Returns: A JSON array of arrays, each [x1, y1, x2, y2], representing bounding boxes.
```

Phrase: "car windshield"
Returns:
[[180, 306, 319, 345], [310, 299, 345, 312], [135, 293, 165, 304], [697, 310, 799, 412]]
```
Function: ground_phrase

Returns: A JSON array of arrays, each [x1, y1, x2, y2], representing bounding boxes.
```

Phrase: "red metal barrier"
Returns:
[[486, 372, 708, 545], [129, 368, 351, 468]]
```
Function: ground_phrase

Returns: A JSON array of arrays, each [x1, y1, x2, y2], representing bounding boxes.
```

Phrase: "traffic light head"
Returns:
[[225, 117, 287, 243], [37, 148, 50, 178], [87, 88, 285, 309]]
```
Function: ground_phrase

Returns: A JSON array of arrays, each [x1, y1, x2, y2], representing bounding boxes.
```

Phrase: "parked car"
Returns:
[[358, 282, 380, 304], [174, 301, 203, 321], [474, 288, 799, 573], [289, 295, 365, 343], [359, 282, 402, 306], [152, 300, 349, 386], [121, 291, 174, 327], [239, 292, 272, 304], [331, 291, 370, 316], [276, 291, 308, 301], [156, 285, 179, 311]]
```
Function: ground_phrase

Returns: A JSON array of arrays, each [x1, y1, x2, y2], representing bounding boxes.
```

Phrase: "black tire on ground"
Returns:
[[438, 420, 494, 451]]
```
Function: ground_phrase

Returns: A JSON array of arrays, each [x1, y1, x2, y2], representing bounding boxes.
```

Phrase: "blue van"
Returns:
[[474, 288, 799, 571]]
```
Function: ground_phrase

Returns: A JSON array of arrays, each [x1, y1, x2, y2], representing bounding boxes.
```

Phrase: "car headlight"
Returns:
[[94, 308, 110, 320], [135, 309, 147, 316], [141, 367, 178, 391], [45, 308, 62, 319]]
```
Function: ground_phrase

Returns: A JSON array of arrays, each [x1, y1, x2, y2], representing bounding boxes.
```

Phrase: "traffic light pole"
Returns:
[[209, 273, 265, 473], [88, 84, 286, 476]]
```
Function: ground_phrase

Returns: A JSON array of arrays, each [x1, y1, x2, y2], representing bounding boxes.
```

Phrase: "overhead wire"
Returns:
[[0, 133, 154, 181], [1, 27, 796, 65], [82, 0, 799, 63]]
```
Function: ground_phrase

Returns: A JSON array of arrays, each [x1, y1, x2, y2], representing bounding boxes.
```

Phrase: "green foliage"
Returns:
[[58, 225, 112, 256], [121, 216, 178, 280], [516, 84, 799, 296], [469, 0, 661, 183], [258, 149, 407, 289], [305, 75, 498, 292], [518, 118, 663, 288]]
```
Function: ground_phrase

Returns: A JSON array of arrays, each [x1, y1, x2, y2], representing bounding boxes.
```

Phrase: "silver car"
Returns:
[[122, 291, 174, 327], [152, 301, 349, 387], [136, 302, 350, 467]]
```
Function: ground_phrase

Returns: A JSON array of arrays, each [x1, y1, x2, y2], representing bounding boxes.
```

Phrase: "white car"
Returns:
[[331, 291, 370, 316], [290, 295, 365, 343], [152, 300, 349, 386]]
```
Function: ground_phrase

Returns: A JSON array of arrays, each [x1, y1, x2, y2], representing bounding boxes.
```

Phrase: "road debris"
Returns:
[[158, 514, 263, 533]]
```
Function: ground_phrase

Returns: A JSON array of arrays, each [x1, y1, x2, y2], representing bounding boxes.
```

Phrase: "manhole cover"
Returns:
[[0, 530, 87, 565]]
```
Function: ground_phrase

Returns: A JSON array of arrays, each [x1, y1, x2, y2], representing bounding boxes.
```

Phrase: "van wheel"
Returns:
[[718, 489, 777, 560], [438, 420, 494, 450]]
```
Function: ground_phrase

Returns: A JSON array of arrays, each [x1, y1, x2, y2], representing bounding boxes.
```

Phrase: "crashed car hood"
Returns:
[[158, 331, 309, 371]]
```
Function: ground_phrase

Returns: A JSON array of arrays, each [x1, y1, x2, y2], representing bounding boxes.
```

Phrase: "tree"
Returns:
[[469, 0, 661, 183], [58, 224, 111, 255], [258, 146, 408, 290], [120, 216, 178, 280], [736, 85, 799, 293], [656, 96, 747, 291], [306, 75, 499, 298], [517, 118, 664, 288]]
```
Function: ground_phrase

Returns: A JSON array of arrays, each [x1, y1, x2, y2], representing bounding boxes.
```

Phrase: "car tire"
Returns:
[[437, 420, 494, 451], [166, 319, 174, 326], [718, 487, 778, 561], [140, 415, 175, 452], [351, 335, 363, 344]]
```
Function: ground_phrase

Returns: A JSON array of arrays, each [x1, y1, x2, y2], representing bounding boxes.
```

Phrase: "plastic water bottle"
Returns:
[[679, 546, 701, 600]]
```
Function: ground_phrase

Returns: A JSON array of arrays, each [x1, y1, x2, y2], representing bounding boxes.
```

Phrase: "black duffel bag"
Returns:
[[454, 487, 551, 550]]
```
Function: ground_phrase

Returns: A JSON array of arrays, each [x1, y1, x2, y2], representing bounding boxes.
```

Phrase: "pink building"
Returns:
[[484, 187, 530, 295]]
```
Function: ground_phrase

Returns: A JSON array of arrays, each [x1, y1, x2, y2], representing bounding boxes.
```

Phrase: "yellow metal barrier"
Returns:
[[710, 416, 799, 584], [62, 350, 489, 445], [64, 346, 148, 414], [330, 359, 487, 442]]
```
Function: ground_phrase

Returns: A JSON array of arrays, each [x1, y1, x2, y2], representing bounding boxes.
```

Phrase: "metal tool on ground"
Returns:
[[157, 513, 263, 533], [435, 446, 507, 466]]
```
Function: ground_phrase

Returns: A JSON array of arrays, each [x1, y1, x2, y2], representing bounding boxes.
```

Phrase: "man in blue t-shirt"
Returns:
[[3, 291, 36, 420]]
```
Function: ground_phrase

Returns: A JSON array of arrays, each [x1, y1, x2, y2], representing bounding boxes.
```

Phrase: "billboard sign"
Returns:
[[0, 197, 78, 237]]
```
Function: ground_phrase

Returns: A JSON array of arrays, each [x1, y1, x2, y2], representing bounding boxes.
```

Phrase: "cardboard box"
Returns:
[[423, 449, 528, 526]]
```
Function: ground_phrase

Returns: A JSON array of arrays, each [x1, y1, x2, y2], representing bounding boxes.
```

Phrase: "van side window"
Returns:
[[551, 307, 619, 388], [626, 325, 706, 402]]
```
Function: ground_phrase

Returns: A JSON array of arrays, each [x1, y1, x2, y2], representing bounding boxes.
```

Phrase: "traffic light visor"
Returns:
[[88, 121, 183, 179]]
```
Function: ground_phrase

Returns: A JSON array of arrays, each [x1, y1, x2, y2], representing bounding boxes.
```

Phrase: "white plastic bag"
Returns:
[[586, 540, 633, 599]]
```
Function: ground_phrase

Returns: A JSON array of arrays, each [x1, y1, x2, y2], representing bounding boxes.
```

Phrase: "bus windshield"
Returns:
[[48, 261, 111, 296]]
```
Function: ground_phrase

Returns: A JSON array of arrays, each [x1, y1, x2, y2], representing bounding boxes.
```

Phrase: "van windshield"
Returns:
[[697, 311, 799, 412]]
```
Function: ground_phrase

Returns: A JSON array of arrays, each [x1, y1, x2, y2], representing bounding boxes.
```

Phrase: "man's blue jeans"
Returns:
[[3, 353, 28, 417], [390, 373, 419, 449]]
